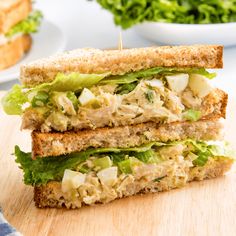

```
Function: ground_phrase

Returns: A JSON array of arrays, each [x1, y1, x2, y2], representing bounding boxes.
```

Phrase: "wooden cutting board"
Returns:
[[0, 91, 236, 236]]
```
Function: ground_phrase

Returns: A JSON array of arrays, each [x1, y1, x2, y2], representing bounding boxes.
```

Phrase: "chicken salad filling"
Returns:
[[16, 140, 234, 207], [3, 67, 216, 131], [15, 140, 234, 187], [40, 155, 232, 208]]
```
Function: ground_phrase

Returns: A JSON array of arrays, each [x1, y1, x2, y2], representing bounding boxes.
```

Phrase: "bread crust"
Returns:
[[0, 34, 31, 70], [34, 158, 233, 209], [0, 0, 31, 34], [20, 45, 223, 87], [32, 119, 224, 158]]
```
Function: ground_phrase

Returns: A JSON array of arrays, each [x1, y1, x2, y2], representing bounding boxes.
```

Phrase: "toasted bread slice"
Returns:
[[34, 157, 233, 209], [0, 0, 31, 34], [32, 119, 224, 158], [0, 34, 31, 70], [20, 45, 223, 87]]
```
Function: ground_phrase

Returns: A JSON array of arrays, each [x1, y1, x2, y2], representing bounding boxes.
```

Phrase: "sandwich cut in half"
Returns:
[[0, 0, 42, 71], [2, 45, 234, 209]]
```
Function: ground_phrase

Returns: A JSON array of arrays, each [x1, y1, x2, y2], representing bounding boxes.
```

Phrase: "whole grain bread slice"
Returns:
[[32, 119, 224, 158], [21, 45, 223, 87], [34, 157, 233, 209], [0, 0, 31, 34]]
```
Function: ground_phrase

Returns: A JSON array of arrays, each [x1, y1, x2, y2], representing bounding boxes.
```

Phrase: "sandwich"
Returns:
[[2, 45, 234, 209], [0, 0, 42, 71]]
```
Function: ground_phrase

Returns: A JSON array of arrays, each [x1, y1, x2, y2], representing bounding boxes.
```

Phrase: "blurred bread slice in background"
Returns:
[[0, 0, 31, 34], [0, 34, 31, 70]]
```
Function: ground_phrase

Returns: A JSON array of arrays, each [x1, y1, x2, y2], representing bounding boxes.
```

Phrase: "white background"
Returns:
[[1, 0, 236, 96]]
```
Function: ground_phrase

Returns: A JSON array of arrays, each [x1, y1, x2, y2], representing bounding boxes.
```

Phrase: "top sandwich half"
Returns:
[[2, 45, 227, 133]]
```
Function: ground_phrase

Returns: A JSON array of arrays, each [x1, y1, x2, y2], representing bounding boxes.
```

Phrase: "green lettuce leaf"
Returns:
[[15, 146, 89, 185], [101, 67, 166, 84], [32, 72, 110, 92], [208, 142, 236, 158], [6, 10, 43, 38], [1, 85, 28, 115], [101, 67, 216, 85], [131, 149, 162, 163], [14, 140, 234, 186], [96, 0, 236, 29], [115, 82, 138, 94]]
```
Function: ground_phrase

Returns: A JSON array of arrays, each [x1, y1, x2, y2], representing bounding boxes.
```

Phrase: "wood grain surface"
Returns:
[[0, 92, 236, 236]]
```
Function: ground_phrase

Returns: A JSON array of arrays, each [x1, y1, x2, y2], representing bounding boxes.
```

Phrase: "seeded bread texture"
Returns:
[[0, 34, 31, 71], [0, 0, 31, 34], [20, 45, 223, 87], [34, 157, 233, 209], [32, 119, 224, 158]]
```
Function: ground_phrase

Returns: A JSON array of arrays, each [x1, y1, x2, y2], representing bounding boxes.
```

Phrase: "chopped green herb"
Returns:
[[145, 90, 154, 103], [153, 175, 167, 182]]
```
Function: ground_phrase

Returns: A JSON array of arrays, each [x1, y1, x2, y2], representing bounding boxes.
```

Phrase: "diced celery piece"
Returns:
[[32, 91, 49, 107], [118, 159, 132, 174], [93, 156, 112, 169], [193, 152, 209, 166], [66, 91, 78, 110]]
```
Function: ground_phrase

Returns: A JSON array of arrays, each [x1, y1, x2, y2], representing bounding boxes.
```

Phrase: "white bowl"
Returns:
[[134, 22, 236, 47]]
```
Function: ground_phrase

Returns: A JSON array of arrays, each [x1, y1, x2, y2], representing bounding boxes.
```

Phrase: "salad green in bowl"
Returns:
[[96, 0, 236, 46], [97, 0, 236, 29]]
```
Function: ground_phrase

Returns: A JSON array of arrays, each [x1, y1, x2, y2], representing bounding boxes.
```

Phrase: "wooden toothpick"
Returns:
[[118, 31, 123, 50]]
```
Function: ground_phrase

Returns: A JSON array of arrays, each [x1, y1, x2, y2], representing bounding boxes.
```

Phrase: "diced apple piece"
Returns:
[[97, 166, 118, 186], [78, 88, 96, 106], [166, 73, 189, 93], [189, 74, 213, 98]]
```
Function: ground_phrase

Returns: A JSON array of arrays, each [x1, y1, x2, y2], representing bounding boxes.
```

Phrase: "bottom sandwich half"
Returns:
[[15, 139, 234, 209]]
